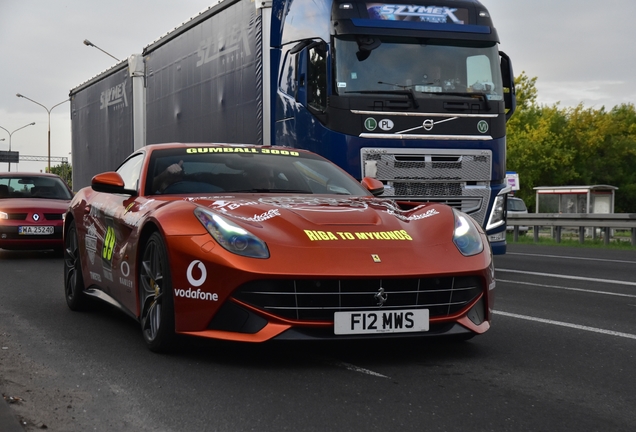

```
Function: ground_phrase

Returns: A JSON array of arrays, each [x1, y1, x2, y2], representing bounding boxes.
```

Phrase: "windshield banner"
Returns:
[[366, 4, 469, 24]]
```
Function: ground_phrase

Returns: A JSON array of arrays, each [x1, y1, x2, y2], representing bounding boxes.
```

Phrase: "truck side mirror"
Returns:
[[296, 49, 308, 106], [294, 40, 328, 119], [499, 51, 516, 121]]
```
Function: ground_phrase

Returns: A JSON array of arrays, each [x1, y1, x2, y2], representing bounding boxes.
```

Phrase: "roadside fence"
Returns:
[[506, 213, 636, 246]]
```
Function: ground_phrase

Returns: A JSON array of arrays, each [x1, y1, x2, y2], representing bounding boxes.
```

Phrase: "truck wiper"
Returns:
[[344, 89, 419, 109], [416, 90, 491, 111], [445, 92, 491, 111]]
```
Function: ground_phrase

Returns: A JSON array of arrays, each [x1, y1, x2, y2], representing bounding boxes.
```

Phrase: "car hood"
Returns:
[[0, 198, 70, 212], [155, 194, 488, 276], [186, 195, 456, 247]]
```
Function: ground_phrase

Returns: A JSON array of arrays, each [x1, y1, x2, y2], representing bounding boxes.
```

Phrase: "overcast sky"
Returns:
[[1, 0, 634, 173]]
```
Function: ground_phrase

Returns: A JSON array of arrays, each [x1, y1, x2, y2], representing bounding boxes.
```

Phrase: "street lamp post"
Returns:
[[16, 94, 69, 173], [0, 122, 36, 172], [83, 39, 120, 61]]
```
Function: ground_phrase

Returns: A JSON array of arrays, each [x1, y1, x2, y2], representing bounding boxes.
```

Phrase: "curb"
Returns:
[[1, 390, 24, 432]]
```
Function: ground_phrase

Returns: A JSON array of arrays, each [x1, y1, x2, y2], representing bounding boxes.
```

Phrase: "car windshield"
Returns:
[[507, 199, 527, 212], [333, 36, 503, 101], [146, 147, 372, 196], [0, 176, 72, 200]]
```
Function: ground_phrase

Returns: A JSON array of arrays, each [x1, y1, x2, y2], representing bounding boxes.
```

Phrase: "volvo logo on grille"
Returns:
[[417, 117, 458, 133], [375, 287, 388, 307], [33, 213, 40, 221]]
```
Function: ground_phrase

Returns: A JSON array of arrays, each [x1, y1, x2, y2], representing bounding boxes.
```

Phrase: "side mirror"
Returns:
[[499, 51, 516, 121], [91, 172, 138, 196], [361, 177, 384, 196]]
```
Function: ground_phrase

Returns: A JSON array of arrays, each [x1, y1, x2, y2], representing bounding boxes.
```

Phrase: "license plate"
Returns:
[[334, 309, 429, 335], [18, 226, 54, 235]]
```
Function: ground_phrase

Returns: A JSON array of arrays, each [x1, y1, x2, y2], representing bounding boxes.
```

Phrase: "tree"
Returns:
[[506, 73, 636, 212], [48, 163, 72, 189], [506, 72, 571, 210]]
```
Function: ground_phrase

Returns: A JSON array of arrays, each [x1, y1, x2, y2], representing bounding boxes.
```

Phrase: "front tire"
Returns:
[[139, 232, 176, 352], [64, 220, 90, 311]]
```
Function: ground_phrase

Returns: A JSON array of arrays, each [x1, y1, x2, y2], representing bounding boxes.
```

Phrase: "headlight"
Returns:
[[194, 207, 269, 259], [486, 194, 506, 231], [0, 211, 7, 220], [453, 209, 484, 256]]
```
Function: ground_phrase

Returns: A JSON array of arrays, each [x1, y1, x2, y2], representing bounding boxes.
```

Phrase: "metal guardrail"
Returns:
[[507, 213, 636, 246]]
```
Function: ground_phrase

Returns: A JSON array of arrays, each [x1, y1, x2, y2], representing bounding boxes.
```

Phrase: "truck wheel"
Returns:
[[64, 220, 90, 311], [139, 232, 176, 352]]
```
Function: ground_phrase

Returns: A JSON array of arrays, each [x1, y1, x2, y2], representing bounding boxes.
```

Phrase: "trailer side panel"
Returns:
[[70, 64, 134, 190], [144, 0, 262, 145]]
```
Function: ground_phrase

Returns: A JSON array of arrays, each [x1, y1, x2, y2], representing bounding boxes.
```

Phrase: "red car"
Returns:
[[0, 173, 73, 252], [63, 143, 494, 352]]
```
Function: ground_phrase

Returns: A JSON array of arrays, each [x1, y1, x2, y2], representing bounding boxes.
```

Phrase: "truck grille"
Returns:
[[233, 276, 483, 321], [361, 148, 492, 225]]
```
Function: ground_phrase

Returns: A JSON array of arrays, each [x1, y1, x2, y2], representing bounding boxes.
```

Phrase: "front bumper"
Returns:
[[0, 225, 64, 250]]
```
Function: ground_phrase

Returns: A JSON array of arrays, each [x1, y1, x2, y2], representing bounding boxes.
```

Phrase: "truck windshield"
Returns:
[[333, 36, 503, 101]]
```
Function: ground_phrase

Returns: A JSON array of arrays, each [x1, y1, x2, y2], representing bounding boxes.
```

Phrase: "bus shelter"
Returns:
[[533, 185, 618, 242], [534, 185, 617, 214]]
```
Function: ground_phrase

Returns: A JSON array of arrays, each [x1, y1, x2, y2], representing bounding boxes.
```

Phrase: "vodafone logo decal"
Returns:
[[177, 260, 217, 301], [187, 260, 207, 287]]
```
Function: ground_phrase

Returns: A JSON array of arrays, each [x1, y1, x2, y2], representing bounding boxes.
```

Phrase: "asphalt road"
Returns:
[[1, 244, 635, 431]]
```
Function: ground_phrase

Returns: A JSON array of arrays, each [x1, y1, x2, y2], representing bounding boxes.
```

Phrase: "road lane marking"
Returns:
[[505, 252, 636, 265], [494, 311, 636, 340], [497, 269, 636, 287], [497, 279, 636, 298]]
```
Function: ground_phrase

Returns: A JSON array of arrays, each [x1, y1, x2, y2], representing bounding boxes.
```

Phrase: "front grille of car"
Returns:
[[0, 213, 63, 221], [233, 276, 483, 321]]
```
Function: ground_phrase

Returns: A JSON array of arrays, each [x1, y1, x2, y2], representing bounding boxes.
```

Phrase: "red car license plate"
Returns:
[[18, 226, 54, 235], [334, 309, 429, 335]]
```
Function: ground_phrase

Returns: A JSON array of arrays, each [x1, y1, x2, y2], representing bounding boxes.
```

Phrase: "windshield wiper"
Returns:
[[444, 92, 491, 111], [415, 90, 491, 111], [344, 89, 419, 109], [376, 81, 419, 109]]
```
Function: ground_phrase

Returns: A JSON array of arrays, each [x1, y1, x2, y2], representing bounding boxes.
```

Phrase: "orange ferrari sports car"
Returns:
[[63, 144, 494, 351]]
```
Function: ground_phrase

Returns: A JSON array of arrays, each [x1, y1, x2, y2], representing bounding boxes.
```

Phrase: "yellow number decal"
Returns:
[[102, 226, 115, 262]]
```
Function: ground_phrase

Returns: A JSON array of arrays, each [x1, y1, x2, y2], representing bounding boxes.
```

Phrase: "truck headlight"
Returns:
[[194, 207, 269, 259], [0, 211, 7, 220], [486, 194, 506, 231], [453, 209, 484, 256]]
